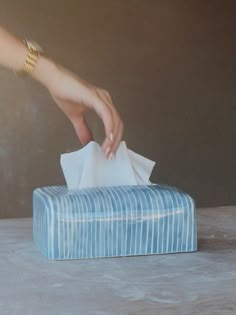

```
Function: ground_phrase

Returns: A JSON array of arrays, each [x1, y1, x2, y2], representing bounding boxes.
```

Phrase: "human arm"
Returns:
[[0, 26, 123, 158]]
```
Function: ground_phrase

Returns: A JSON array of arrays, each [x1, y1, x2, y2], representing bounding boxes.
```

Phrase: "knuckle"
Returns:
[[92, 87, 100, 98], [103, 89, 111, 99]]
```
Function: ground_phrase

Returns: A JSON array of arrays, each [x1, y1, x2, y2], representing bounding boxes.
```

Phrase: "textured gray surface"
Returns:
[[0, 206, 235, 315]]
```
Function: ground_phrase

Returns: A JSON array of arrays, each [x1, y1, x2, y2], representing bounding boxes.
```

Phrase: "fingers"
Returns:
[[103, 91, 123, 155], [92, 97, 114, 153], [95, 89, 123, 159], [72, 115, 93, 146], [100, 114, 123, 159], [52, 96, 93, 146], [110, 119, 124, 155]]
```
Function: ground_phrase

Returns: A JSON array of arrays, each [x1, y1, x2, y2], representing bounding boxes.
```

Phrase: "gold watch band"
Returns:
[[18, 40, 43, 76]]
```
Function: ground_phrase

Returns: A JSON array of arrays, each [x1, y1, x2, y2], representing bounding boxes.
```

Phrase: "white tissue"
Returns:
[[60, 141, 156, 190]]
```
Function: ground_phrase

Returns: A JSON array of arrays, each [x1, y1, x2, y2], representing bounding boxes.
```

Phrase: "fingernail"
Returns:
[[105, 146, 111, 158], [108, 152, 114, 160], [109, 132, 114, 143]]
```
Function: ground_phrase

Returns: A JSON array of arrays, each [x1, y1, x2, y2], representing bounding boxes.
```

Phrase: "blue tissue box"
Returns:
[[33, 185, 197, 260]]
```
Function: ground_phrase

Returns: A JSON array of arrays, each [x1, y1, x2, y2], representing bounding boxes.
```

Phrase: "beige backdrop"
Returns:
[[0, 0, 233, 218]]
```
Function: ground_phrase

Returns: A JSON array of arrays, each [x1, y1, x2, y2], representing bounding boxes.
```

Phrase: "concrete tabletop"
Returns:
[[0, 206, 235, 315]]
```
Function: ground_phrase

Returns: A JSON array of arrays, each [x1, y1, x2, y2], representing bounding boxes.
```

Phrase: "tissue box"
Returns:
[[33, 185, 197, 260]]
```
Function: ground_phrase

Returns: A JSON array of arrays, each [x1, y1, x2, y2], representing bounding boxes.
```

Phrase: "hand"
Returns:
[[34, 58, 123, 159], [0, 26, 123, 157]]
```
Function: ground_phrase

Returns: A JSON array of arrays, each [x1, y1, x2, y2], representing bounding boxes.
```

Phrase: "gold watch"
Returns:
[[18, 40, 44, 76]]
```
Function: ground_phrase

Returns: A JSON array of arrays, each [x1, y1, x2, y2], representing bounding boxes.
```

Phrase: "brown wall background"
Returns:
[[0, 0, 233, 218]]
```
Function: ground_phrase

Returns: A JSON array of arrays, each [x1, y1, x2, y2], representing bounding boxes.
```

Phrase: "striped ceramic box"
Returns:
[[33, 184, 197, 260]]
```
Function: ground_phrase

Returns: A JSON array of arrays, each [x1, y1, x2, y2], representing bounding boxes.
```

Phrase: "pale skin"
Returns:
[[0, 26, 123, 159]]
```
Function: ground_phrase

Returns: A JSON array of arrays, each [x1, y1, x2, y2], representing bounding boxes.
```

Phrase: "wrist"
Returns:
[[32, 56, 60, 90]]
